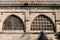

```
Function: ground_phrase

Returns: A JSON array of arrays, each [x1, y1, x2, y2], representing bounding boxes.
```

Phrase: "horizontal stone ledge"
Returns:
[[0, 32, 55, 34], [0, 4, 60, 7]]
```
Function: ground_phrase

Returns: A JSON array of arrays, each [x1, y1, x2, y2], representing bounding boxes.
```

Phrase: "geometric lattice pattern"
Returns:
[[2, 15, 24, 30], [31, 15, 54, 31]]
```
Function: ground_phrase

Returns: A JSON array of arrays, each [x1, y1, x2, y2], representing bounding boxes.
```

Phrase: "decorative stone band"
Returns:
[[0, 0, 60, 5]]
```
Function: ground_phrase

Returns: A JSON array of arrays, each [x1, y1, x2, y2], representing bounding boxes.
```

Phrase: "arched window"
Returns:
[[2, 15, 25, 31], [31, 15, 56, 32]]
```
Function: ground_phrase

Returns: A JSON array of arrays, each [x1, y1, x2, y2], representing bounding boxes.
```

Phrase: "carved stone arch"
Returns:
[[31, 14, 56, 32], [2, 14, 25, 32]]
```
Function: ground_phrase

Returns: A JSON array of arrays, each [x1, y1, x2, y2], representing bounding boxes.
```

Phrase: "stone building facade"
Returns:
[[0, 0, 60, 40]]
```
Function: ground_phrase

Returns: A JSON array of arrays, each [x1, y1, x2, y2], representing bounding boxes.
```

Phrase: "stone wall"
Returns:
[[0, 8, 59, 40]]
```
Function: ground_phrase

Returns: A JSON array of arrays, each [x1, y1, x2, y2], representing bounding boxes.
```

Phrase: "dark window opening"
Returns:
[[2, 15, 25, 31]]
